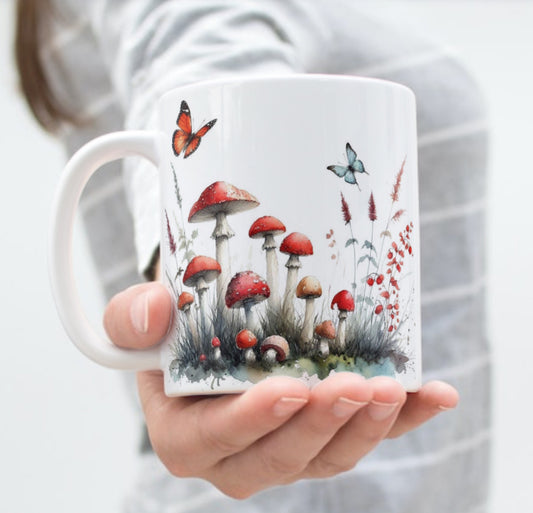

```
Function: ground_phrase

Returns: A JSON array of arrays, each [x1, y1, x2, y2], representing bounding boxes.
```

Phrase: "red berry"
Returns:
[[388, 325, 394, 332], [367, 277, 375, 286], [381, 291, 390, 299], [394, 303, 399, 310], [376, 274, 384, 285], [396, 264, 402, 272], [199, 354, 207, 362], [388, 251, 393, 259], [375, 305, 383, 314], [387, 304, 393, 310]]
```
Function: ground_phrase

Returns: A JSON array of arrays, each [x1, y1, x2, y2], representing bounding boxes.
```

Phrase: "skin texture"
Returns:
[[103, 271, 459, 500]]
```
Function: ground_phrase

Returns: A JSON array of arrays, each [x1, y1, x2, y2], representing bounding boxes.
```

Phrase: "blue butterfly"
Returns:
[[327, 143, 369, 189]]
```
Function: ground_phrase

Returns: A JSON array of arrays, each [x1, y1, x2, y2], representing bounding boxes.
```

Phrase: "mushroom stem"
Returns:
[[262, 349, 278, 368], [336, 311, 348, 353], [282, 255, 301, 318], [213, 212, 234, 309], [244, 348, 256, 365], [301, 298, 316, 347], [196, 278, 210, 337], [183, 306, 200, 351], [263, 234, 280, 310], [243, 300, 258, 332], [317, 338, 330, 359]]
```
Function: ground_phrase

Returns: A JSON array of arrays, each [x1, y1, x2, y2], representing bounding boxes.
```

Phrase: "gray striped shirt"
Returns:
[[42, 1, 490, 512]]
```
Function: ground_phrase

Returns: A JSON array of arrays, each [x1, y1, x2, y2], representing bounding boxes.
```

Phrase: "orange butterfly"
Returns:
[[172, 101, 217, 158]]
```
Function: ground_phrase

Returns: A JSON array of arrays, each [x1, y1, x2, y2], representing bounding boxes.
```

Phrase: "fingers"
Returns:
[[103, 282, 173, 349], [212, 373, 373, 494], [142, 376, 311, 479], [386, 380, 459, 438], [302, 376, 407, 478]]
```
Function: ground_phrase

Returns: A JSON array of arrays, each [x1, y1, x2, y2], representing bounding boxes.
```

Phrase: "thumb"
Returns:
[[103, 282, 173, 349]]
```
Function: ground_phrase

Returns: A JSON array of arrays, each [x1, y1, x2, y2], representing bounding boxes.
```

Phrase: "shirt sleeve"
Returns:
[[85, 0, 328, 275]]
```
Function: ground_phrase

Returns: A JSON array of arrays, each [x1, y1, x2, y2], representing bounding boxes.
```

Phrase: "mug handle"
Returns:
[[49, 131, 162, 371]]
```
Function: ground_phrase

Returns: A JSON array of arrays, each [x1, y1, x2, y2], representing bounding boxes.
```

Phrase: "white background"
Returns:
[[1, 1, 532, 512]]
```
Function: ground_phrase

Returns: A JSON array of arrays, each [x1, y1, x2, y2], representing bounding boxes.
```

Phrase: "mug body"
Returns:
[[156, 75, 420, 395]]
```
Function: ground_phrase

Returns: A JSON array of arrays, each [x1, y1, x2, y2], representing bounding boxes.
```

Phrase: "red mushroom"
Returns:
[[236, 329, 258, 365], [183, 256, 221, 335], [249, 216, 286, 310], [279, 232, 313, 318], [315, 320, 336, 359], [330, 290, 355, 353], [188, 181, 259, 305], [225, 271, 270, 332], [177, 291, 199, 349], [296, 276, 323, 348], [211, 336, 222, 361], [260, 335, 290, 368]]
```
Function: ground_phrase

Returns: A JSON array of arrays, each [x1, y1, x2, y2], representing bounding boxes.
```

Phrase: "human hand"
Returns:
[[104, 281, 459, 499]]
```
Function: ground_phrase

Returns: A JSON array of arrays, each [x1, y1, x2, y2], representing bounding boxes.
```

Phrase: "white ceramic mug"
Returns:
[[49, 75, 421, 395]]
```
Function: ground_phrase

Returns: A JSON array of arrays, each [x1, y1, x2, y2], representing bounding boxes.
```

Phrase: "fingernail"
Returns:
[[130, 292, 149, 334], [273, 397, 308, 417], [367, 401, 399, 422], [438, 404, 454, 411], [332, 397, 367, 418]]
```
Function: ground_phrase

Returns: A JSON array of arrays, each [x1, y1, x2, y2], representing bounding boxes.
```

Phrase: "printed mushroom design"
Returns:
[[236, 329, 258, 365], [177, 291, 199, 349], [296, 276, 322, 348], [249, 216, 286, 310], [188, 181, 259, 305], [211, 337, 222, 361], [315, 320, 336, 359], [260, 335, 290, 369], [225, 271, 270, 332], [183, 256, 221, 335], [280, 232, 314, 318], [330, 290, 355, 353]]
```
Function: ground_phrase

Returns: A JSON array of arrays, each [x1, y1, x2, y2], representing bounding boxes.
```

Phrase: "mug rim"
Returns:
[[159, 73, 415, 103]]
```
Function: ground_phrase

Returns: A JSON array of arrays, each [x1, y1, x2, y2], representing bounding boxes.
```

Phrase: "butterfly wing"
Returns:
[[177, 101, 192, 133], [183, 118, 217, 159], [173, 130, 190, 157], [346, 143, 358, 167], [352, 159, 367, 174], [344, 171, 357, 184], [172, 101, 192, 156], [327, 165, 349, 178]]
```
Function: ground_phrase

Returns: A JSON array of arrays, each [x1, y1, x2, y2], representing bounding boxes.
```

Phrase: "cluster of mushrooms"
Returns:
[[175, 181, 356, 368]]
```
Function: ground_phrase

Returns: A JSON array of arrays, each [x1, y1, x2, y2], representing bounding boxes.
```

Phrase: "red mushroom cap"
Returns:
[[235, 329, 257, 349], [183, 256, 221, 287], [260, 335, 290, 361], [177, 291, 194, 310], [211, 337, 221, 348], [315, 320, 336, 340], [331, 290, 355, 312], [279, 232, 313, 256], [188, 181, 259, 223], [225, 271, 270, 308], [248, 216, 286, 239]]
